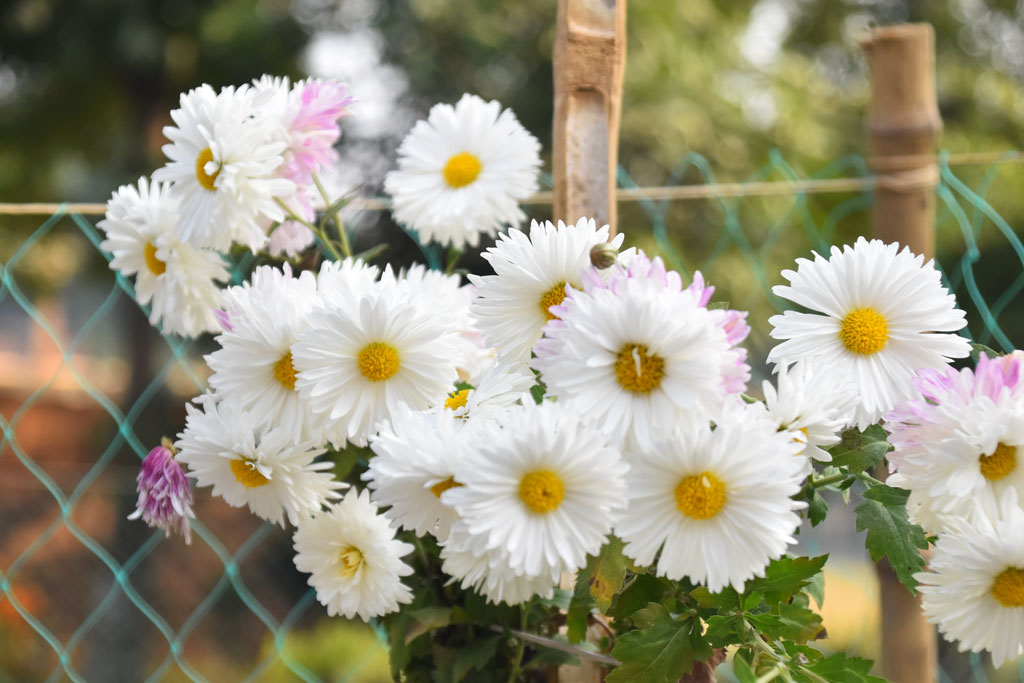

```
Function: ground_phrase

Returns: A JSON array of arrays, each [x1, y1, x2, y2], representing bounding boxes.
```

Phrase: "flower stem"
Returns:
[[506, 610, 528, 683], [444, 247, 462, 275], [313, 174, 353, 259], [275, 197, 342, 261]]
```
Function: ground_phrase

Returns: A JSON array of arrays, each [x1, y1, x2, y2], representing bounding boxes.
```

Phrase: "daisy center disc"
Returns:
[[445, 389, 470, 411], [615, 343, 665, 393], [230, 458, 270, 489], [991, 567, 1024, 608], [357, 342, 400, 382], [675, 471, 727, 520], [979, 442, 1017, 481], [538, 281, 569, 322], [430, 476, 462, 498], [442, 151, 482, 188], [195, 146, 221, 191], [838, 307, 889, 355], [338, 546, 364, 578], [518, 469, 565, 514], [143, 242, 166, 276], [273, 351, 297, 391]]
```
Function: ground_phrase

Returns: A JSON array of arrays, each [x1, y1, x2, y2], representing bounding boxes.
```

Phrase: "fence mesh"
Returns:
[[2, 151, 1023, 682]]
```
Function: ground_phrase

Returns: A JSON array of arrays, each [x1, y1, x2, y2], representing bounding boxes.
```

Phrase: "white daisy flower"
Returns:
[[446, 401, 627, 577], [917, 490, 1024, 668], [292, 268, 462, 447], [532, 255, 744, 449], [98, 177, 228, 337], [293, 489, 414, 621], [440, 524, 559, 605], [399, 264, 494, 384], [768, 237, 971, 429], [314, 257, 380, 302], [762, 361, 857, 462], [206, 264, 322, 443], [366, 405, 481, 541], [440, 360, 535, 421], [615, 404, 806, 592], [384, 93, 541, 249], [886, 354, 1024, 535], [153, 84, 294, 251], [469, 218, 624, 363], [175, 396, 344, 526]]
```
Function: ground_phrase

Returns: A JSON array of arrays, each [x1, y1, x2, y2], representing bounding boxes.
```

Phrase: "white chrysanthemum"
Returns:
[[440, 524, 559, 605], [886, 380, 1024, 536], [98, 177, 229, 337], [153, 84, 294, 251], [469, 218, 624, 363], [384, 94, 541, 249], [768, 237, 971, 429], [293, 268, 462, 447], [762, 361, 857, 462], [206, 264, 322, 442], [314, 257, 380, 302], [399, 264, 494, 383], [446, 401, 627, 577], [293, 489, 414, 621], [439, 360, 535, 421], [532, 265, 740, 449], [366, 405, 481, 541], [917, 490, 1024, 668], [175, 396, 344, 526], [615, 404, 806, 592]]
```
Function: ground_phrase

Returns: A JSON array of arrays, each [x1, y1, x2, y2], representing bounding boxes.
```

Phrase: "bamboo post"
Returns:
[[861, 23, 940, 683], [552, 2, 625, 681], [552, 0, 627, 234]]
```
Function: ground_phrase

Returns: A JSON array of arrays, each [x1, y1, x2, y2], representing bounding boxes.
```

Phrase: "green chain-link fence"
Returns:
[[2, 151, 1023, 682]]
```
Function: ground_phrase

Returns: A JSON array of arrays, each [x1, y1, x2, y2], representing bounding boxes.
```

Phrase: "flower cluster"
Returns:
[[112, 76, 1021, 672], [886, 351, 1024, 666]]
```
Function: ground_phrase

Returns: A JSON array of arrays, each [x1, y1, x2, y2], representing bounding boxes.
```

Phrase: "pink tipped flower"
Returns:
[[280, 79, 355, 185], [128, 442, 194, 544]]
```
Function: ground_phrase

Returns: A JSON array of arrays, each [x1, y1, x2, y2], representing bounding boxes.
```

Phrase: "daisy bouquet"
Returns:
[[101, 76, 1024, 681]]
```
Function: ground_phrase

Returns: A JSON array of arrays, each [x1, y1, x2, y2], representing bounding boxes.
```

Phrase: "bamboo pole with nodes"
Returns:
[[862, 23, 940, 683]]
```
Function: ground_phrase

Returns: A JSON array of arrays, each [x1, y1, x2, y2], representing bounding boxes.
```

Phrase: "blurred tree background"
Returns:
[[2, 0, 1024, 343]]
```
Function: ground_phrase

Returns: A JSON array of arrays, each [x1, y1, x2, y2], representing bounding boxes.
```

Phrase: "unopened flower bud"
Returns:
[[128, 442, 195, 544], [590, 242, 618, 269]]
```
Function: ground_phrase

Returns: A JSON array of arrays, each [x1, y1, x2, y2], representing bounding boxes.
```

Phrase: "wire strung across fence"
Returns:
[[1, 150, 1023, 682]]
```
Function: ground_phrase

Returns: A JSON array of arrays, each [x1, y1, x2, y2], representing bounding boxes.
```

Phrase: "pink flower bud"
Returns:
[[128, 442, 194, 544]]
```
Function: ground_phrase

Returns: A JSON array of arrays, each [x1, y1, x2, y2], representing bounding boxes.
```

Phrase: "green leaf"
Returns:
[[690, 585, 740, 610], [452, 634, 501, 681], [971, 342, 1004, 362], [747, 604, 824, 643], [609, 574, 670, 621], [732, 652, 756, 683], [606, 604, 703, 683], [529, 382, 546, 404], [702, 614, 741, 648], [745, 555, 828, 606], [352, 242, 388, 263], [403, 606, 452, 645], [807, 490, 829, 527], [806, 571, 826, 610], [855, 485, 928, 592], [587, 536, 629, 613], [802, 652, 886, 682], [827, 425, 892, 473]]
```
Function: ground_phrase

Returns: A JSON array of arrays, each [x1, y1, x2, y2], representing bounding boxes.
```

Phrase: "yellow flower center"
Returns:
[[230, 458, 270, 489], [143, 242, 166, 276], [674, 471, 727, 520], [538, 281, 570, 322], [273, 351, 297, 391], [518, 470, 565, 514], [430, 476, 462, 498], [991, 567, 1024, 608], [979, 442, 1017, 481], [195, 146, 221, 191], [445, 389, 470, 411], [338, 546, 364, 578], [442, 151, 482, 188], [615, 343, 665, 394], [357, 342, 400, 382], [838, 307, 889, 355]]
